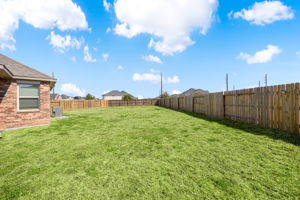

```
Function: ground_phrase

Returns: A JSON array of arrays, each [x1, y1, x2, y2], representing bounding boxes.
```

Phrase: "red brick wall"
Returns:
[[0, 79, 51, 131]]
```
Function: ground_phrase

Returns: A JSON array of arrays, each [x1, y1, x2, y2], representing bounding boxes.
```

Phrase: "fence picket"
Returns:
[[51, 99, 159, 111], [158, 83, 300, 133]]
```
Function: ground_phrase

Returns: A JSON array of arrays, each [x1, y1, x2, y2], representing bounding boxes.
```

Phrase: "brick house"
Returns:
[[0, 54, 56, 131]]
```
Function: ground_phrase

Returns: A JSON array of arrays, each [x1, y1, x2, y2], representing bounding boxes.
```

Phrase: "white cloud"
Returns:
[[133, 73, 160, 83], [0, 0, 88, 50], [230, 1, 294, 25], [106, 27, 112, 33], [102, 53, 109, 61], [137, 95, 144, 99], [142, 55, 162, 64], [71, 56, 77, 62], [172, 90, 182, 95], [147, 37, 195, 56], [61, 83, 85, 96], [114, 23, 138, 38], [103, 0, 112, 12], [114, 0, 218, 55], [117, 65, 124, 70], [297, 51, 300, 58], [150, 68, 160, 73], [238, 45, 282, 64], [132, 70, 180, 84], [83, 45, 97, 62], [167, 76, 180, 84], [47, 31, 83, 53]]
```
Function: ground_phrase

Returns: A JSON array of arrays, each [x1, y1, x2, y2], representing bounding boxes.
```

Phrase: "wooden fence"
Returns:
[[159, 83, 300, 133], [108, 99, 158, 107], [51, 99, 159, 111]]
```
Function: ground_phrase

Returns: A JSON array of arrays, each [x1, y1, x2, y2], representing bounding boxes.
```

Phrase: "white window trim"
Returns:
[[17, 80, 40, 85], [17, 83, 40, 111]]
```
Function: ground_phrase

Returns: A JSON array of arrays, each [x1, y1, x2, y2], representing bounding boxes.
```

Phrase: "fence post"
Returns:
[[205, 94, 209, 116], [192, 96, 195, 113], [295, 83, 300, 133]]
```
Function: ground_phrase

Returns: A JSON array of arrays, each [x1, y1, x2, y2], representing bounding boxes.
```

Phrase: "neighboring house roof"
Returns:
[[61, 94, 73, 99], [0, 54, 56, 82], [74, 96, 84, 100], [50, 93, 61, 100], [103, 90, 131, 97], [180, 88, 209, 96]]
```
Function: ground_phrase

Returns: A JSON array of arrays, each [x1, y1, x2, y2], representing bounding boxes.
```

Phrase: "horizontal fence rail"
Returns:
[[51, 99, 159, 111], [159, 83, 300, 133]]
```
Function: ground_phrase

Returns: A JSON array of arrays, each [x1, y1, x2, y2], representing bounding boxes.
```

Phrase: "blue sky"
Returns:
[[0, 0, 299, 98]]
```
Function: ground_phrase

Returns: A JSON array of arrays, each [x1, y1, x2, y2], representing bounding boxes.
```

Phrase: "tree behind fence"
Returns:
[[159, 83, 300, 133]]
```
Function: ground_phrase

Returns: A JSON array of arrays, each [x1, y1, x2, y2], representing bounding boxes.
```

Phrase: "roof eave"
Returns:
[[0, 64, 14, 78], [12, 75, 57, 82], [1, 63, 56, 83]]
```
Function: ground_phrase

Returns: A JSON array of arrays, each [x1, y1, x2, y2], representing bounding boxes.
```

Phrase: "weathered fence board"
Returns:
[[51, 99, 158, 111], [159, 83, 300, 133]]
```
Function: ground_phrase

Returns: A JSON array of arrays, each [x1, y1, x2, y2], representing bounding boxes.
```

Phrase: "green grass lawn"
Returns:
[[1, 106, 299, 199]]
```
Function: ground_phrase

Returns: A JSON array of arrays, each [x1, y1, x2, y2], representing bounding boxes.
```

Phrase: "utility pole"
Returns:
[[226, 73, 229, 91], [233, 85, 235, 90], [160, 72, 163, 98], [264, 74, 268, 86], [52, 72, 55, 95], [259, 80, 261, 87]]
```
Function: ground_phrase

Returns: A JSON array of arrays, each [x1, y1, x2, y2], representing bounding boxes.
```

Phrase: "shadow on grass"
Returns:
[[161, 107, 300, 146]]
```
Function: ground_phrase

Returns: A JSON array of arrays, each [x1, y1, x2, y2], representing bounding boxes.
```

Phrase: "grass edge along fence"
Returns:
[[51, 99, 159, 111], [159, 83, 300, 134]]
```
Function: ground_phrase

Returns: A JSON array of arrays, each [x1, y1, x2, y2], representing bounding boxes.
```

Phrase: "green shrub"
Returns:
[[122, 94, 134, 100], [85, 93, 96, 100]]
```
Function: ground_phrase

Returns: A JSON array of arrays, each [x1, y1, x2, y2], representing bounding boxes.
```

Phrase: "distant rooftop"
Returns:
[[61, 94, 73, 99], [103, 90, 131, 96], [180, 88, 209, 96], [50, 93, 61, 100]]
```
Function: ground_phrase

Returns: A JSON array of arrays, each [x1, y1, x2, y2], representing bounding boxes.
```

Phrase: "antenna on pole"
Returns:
[[226, 73, 229, 91], [52, 72, 55, 95], [264, 74, 268, 86], [160, 72, 163, 98]]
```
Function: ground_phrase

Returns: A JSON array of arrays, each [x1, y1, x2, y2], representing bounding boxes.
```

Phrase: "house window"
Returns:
[[18, 84, 40, 110]]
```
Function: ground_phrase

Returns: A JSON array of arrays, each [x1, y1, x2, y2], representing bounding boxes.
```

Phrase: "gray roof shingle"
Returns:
[[103, 90, 130, 96], [0, 54, 56, 82], [180, 88, 209, 96]]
